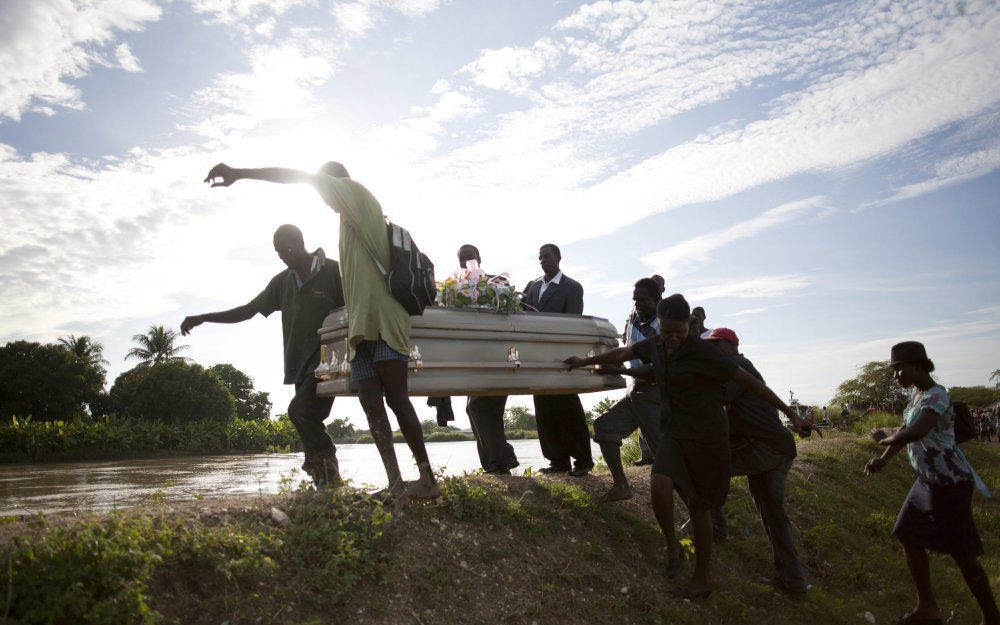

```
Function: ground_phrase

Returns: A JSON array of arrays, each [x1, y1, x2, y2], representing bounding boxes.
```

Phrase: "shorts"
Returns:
[[350, 339, 409, 382], [592, 388, 660, 452]]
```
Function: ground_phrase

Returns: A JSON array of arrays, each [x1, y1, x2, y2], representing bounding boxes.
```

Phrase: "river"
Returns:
[[0, 439, 605, 516]]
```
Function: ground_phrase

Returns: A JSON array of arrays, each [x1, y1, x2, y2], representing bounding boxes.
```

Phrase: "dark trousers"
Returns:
[[638, 429, 654, 462], [288, 370, 336, 459], [747, 456, 807, 590], [533, 394, 593, 470], [466, 395, 518, 473]]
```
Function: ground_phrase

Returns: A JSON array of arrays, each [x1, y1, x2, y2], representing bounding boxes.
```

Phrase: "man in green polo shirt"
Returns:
[[180, 224, 345, 487]]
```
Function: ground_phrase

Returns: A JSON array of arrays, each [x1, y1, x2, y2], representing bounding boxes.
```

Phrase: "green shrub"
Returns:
[[441, 476, 528, 524], [125, 361, 235, 424]]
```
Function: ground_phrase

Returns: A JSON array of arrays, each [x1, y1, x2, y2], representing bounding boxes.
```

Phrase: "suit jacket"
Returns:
[[522, 274, 584, 314]]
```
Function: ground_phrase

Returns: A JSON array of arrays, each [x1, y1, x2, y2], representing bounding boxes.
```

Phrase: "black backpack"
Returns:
[[360, 219, 436, 316], [953, 401, 975, 444]]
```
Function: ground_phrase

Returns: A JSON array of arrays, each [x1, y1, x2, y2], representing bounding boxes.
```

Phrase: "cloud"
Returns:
[[0, 0, 161, 122], [460, 39, 562, 94], [683, 275, 812, 301], [332, 0, 447, 37], [182, 34, 340, 138], [859, 142, 1000, 210], [114, 43, 143, 73], [641, 197, 826, 278], [357, 0, 1000, 252]]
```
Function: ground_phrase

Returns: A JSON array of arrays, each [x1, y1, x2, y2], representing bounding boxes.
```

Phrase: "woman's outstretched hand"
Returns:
[[864, 457, 885, 475], [563, 356, 585, 370], [204, 163, 238, 187]]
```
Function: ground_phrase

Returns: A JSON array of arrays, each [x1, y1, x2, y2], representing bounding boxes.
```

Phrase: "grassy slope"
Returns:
[[1, 435, 997, 625]]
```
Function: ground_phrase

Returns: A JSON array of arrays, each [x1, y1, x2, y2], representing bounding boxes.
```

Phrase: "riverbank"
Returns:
[[2, 435, 997, 624], [0, 415, 538, 463]]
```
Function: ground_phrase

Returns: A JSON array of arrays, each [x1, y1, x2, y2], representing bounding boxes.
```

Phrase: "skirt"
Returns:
[[891, 479, 983, 556], [652, 434, 731, 511]]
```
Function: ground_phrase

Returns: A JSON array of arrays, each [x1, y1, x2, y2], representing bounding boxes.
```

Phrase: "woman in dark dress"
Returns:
[[865, 341, 997, 625], [566, 294, 812, 598]]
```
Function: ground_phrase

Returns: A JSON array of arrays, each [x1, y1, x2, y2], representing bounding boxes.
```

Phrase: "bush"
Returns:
[[208, 363, 272, 421], [124, 361, 235, 424], [441, 476, 528, 524]]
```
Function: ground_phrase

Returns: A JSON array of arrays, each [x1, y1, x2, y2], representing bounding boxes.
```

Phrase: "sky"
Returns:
[[1, 0, 998, 430]]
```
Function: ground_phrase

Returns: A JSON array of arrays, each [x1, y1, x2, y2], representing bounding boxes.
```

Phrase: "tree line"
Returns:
[[0, 325, 271, 424], [830, 361, 1000, 410]]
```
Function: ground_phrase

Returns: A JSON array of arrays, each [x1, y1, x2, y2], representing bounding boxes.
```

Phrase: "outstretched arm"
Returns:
[[865, 435, 906, 474], [181, 304, 256, 335], [732, 367, 818, 436], [879, 409, 937, 445], [564, 345, 636, 370], [204, 163, 317, 188]]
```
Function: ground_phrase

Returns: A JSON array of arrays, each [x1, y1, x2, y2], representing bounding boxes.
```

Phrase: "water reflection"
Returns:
[[0, 440, 602, 516]]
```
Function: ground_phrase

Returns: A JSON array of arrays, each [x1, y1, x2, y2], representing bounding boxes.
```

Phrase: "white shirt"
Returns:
[[537, 271, 563, 299]]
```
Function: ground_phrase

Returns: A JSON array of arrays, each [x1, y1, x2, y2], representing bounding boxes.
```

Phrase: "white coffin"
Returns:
[[315, 307, 625, 397]]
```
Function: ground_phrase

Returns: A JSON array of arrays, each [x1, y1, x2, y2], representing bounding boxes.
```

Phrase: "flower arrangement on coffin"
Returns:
[[436, 260, 524, 313]]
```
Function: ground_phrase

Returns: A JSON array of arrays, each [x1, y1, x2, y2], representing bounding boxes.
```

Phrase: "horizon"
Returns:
[[2, 0, 999, 429]]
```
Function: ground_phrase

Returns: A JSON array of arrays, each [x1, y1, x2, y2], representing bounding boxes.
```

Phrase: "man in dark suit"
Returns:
[[522, 243, 594, 476]]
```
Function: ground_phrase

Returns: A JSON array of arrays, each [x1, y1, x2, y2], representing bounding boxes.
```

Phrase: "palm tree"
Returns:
[[58, 334, 109, 370], [125, 325, 190, 367]]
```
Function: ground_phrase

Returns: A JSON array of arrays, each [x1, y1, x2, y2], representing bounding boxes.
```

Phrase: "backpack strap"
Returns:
[[346, 221, 389, 278]]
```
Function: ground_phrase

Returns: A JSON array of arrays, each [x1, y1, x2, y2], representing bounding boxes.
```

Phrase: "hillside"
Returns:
[[1, 434, 997, 625]]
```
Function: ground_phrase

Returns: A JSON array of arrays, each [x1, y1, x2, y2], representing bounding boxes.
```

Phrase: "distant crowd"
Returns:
[[974, 406, 999, 442]]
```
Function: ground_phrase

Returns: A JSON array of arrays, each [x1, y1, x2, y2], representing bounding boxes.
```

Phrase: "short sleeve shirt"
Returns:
[[631, 334, 737, 440], [313, 174, 411, 360], [724, 355, 796, 459], [247, 249, 345, 385], [903, 385, 973, 485]]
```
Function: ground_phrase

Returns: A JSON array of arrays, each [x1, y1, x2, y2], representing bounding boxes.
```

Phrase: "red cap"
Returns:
[[703, 327, 739, 346]]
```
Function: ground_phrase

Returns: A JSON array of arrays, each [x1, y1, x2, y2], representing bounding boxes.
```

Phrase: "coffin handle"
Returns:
[[410, 345, 424, 372], [507, 347, 521, 371]]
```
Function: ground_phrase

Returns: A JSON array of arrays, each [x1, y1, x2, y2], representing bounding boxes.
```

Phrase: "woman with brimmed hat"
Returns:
[[565, 294, 814, 599], [865, 341, 997, 625]]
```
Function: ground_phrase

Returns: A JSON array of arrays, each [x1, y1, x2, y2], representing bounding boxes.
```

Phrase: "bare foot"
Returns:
[[406, 480, 441, 499], [373, 481, 410, 507], [599, 485, 633, 503]]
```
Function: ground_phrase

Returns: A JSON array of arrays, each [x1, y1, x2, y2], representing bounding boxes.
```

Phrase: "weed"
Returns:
[[440, 476, 528, 524]]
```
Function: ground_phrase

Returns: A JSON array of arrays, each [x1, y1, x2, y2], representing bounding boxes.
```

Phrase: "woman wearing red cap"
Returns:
[[865, 341, 997, 625], [565, 294, 813, 598]]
